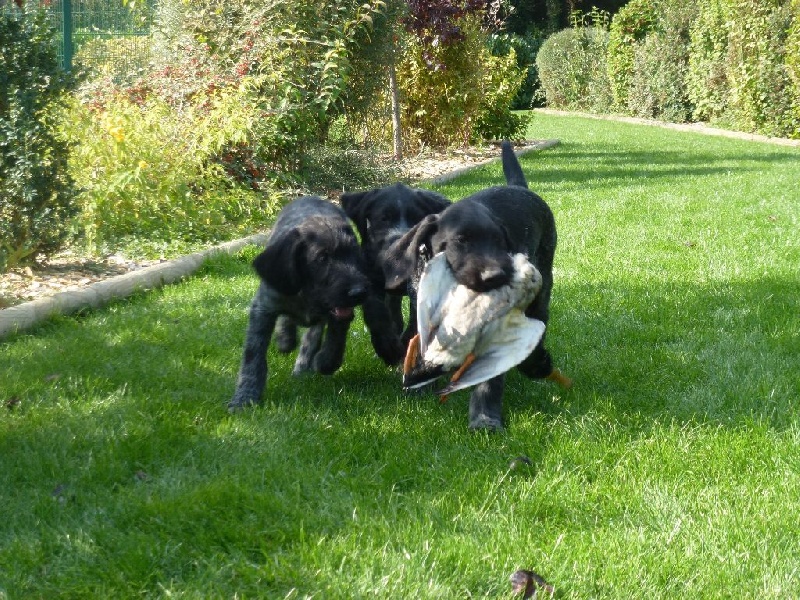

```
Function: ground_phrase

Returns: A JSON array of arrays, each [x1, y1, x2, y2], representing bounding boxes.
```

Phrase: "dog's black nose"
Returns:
[[348, 284, 368, 303]]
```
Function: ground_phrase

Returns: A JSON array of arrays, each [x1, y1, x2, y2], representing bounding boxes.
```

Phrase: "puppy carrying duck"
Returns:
[[403, 252, 548, 399], [385, 140, 572, 429]]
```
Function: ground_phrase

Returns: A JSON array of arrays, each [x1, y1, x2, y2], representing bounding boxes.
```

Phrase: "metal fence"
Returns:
[[2, 0, 155, 77]]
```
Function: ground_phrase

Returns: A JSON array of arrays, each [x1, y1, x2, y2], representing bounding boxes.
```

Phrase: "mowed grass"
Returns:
[[1, 113, 799, 598]]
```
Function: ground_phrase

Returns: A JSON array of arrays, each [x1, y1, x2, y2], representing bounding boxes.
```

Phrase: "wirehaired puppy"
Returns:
[[383, 142, 571, 430], [341, 183, 450, 360], [229, 195, 370, 411]]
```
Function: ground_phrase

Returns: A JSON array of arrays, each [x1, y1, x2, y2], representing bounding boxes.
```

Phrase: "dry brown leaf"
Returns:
[[510, 569, 555, 598]]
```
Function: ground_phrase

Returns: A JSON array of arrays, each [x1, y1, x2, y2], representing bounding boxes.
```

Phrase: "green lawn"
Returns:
[[2, 112, 799, 598]]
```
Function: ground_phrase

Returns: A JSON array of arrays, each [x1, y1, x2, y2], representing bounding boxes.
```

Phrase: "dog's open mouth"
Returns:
[[331, 307, 354, 320]]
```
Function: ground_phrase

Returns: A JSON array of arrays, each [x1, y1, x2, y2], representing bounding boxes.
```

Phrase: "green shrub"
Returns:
[[535, 26, 612, 112], [607, 0, 658, 109], [143, 0, 389, 170], [687, 0, 729, 122], [397, 17, 530, 148], [626, 0, 697, 122], [488, 31, 547, 109], [788, 0, 800, 133], [0, 5, 78, 273], [724, 0, 797, 137], [473, 48, 533, 141], [63, 87, 282, 253], [688, 0, 798, 137], [73, 35, 151, 83]]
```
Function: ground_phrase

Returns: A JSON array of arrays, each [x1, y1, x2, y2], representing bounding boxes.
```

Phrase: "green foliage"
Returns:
[[175, 0, 387, 155], [687, 0, 729, 121], [606, 0, 658, 109], [788, 0, 800, 128], [473, 48, 533, 140], [58, 0, 401, 255], [73, 35, 152, 83], [625, 0, 697, 122], [397, 17, 530, 148], [0, 6, 78, 273], [62, 88, 282, 253], [340, 1, 406, 134], [724, 0, 797, 137], [488, 31, 546, 109], [535, 26, 613, 111], [627, 33, 692, 121], [688, 0, 799, 138]]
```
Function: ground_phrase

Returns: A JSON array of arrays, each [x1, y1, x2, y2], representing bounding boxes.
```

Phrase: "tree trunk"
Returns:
[[389, 48, 403, 161]]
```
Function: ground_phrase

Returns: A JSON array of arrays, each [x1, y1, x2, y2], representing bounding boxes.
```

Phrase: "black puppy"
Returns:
[[383, 142, 571, 430], [229, 195, 370, 411], [341, 183, 450, 360]]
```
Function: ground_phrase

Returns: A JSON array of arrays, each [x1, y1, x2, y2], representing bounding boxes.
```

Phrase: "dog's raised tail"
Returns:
[[501, 140, 528, 189]]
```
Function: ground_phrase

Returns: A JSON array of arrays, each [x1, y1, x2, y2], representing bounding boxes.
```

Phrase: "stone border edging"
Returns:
[[0, 139, 563, 340], [420, 139, 560, 186], [535, 109, 800, 147], [0, 233, 270, 339]]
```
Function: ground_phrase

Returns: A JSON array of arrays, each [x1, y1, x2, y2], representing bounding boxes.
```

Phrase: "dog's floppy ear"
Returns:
[[339, 190, 371, 236], [383, 214, 440, 291], [413, 189, 451, 214], [252, 230, 304, 296]]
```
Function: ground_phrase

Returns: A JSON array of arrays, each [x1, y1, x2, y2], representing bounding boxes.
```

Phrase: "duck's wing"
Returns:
[[435, 314, 546, 396], [416, 253, 455, 354]]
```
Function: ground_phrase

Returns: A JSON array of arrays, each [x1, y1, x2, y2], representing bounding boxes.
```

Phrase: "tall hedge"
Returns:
[[1, 5, 77, 273], [687, 0, 798, 137], [686, 0, 729, 121], [606, 0, 658, 109], [788, 0, 800, 128], [625, 0, 697, 122], [724, 0, 796, 136]]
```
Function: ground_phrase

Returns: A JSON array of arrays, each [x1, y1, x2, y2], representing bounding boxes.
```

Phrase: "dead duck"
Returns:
[[403, 252, 546, 399]]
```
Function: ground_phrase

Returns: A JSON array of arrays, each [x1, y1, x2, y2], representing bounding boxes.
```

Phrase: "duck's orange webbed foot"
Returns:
[[403, 334, 421, 377], [439, 353, 476, 403], [546, 367, 573, 389]]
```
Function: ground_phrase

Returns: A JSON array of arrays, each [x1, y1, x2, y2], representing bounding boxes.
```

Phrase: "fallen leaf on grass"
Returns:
[[44, 373, 61, 383], [510, 569, 555, 598], [5, 396, 20, 410]]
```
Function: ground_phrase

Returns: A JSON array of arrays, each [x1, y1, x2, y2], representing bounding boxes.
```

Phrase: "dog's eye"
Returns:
[[454, 234, 468, 245], [315, 252, 330, 264]]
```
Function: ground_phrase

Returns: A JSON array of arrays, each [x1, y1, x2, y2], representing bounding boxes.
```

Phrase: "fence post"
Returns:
[[62, 0, 72, 71]]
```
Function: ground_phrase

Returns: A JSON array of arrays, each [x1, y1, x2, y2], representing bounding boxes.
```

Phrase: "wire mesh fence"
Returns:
[[2, 0, 155, 79]]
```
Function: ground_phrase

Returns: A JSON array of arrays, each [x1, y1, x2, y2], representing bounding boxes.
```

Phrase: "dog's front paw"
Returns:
[[228, 388, 262, 412], [292, 359, 314, 376], [313, 349, 343, 375], [468, 413, 504, 432]]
